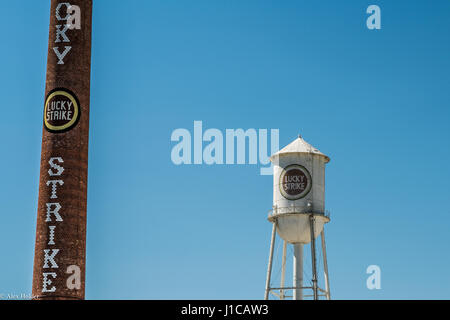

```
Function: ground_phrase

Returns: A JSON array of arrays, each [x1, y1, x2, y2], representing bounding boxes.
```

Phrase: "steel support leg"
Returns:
[[321, 229, 331, 300], [309, 215, 319, 300], [264, 220, 277, 300], [293, 243, 304, 300], [280, 240, 287, 300]]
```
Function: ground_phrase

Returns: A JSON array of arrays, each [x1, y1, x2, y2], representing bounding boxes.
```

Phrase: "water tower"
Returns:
[[264, 136, 331, 300]]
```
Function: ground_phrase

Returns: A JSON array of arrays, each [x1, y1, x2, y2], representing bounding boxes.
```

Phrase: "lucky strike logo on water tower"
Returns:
[[279, 164, 312, 200]]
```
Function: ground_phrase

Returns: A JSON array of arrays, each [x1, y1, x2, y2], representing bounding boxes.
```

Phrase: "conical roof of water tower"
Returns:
[[270, 136, 330, 163]]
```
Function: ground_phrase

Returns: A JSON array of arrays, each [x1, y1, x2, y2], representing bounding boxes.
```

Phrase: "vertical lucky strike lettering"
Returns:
[[53, 3, 81, 65], [42, 157, 81, 293]]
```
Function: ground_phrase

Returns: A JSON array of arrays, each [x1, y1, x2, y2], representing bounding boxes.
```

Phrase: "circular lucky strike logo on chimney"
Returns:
[[44, 88, 80, 133], [279, 164, 312, 200]]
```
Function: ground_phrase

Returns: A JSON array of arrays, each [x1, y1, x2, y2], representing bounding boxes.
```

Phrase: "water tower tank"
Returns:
[[269, 136, 330, 244]]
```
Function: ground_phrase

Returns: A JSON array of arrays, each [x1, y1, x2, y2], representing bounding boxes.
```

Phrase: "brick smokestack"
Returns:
[[32, 0, 92, 300]]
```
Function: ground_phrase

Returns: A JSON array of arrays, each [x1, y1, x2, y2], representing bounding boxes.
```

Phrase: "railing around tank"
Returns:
[[268, 206, 331, 219]]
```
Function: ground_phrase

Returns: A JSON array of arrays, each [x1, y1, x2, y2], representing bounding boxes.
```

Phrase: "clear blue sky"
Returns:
[[1, 0, 449, 299]]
